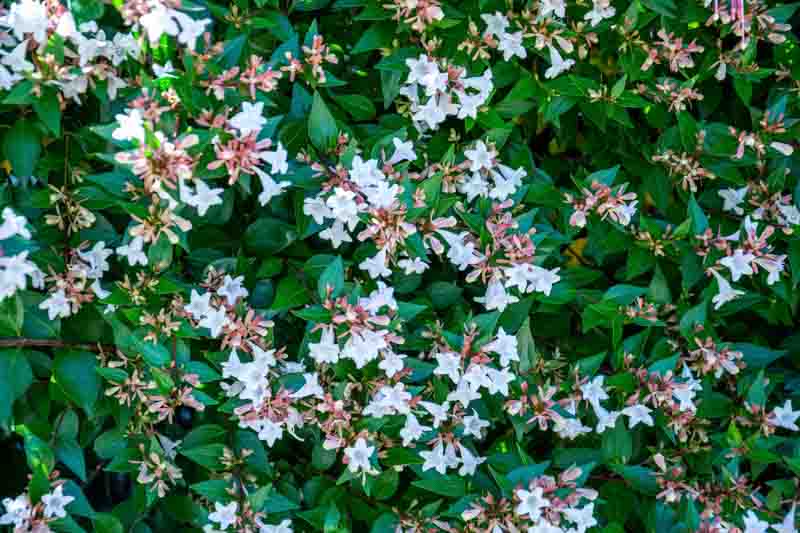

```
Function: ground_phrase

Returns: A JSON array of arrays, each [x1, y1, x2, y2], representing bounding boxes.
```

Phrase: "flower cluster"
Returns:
[[1, 0, 800, 532]]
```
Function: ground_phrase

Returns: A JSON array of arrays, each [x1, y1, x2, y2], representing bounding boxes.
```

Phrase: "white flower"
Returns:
[[1, 40, 33, 73], [515, 487, 550, 520], [720, 249, 756, 282], [754, 256, 785, 286], [116, 237, 148, 266], [480, 12, 509, 37], [770, 142, 794, 156], [6, 0, 49, 42], [771, 504, 796, 533], [172, 11, 210, 50], [420, 441, 451, 474], [540, 0, 566, 18], [112, 109, 146, 143], [485, 367, 514, 397], [185, 289, 212, 319], [41, 485, 74, 519], [230, 101, 267, 136], [710, 269, 744, 310], [544, 45, 575, 79], [139, 4, 179, 44], [187, 180, 224, 216], [344, 438, 375, 474], [387, 138, 416, 165], [40, 289, 72, 320], [77, 242, 113, 280], [718, 186, 748, 216], [457, 443, 485, 476], [483, 328, 519, 367], [584, 0, 616, 26], [463, 410, 490, 439], [554, 415, 592, 440], [378, 350, 405, 378], [400, 414, 430, 446], [622, 403, 654, 428], [434, 351, 462, 383], [0, 252, 38, 299], [303, 196, 332, 224], [398, 257, 428, 275], [153, 61, 176, 78], [475, 278, 519, 312], [319, 220, 352, 248], [563, 504, 597, 533], [0, 208, 31, 240], [465, 140, 496, 172], [218, 275, 248, 306], [309, 327, 340, 364], [199, 306, 229, 338], [91, 280, 110, 300], [291, 372, 324, 399], [743, 511, 770, 533], [259, 519, 293, 533], [413, 96, 447, 130], [420, 400, 450, 428], [498, 31, 527, 61], [208, 501, 238, 530], [326, 188, 360, 230], [359, 248, 391, 279], [580, 375, 609, 410], [770, 400, 800, 431], [262, 143, 290, 175], [0, 493, 31, 528], [595, 407, 621, 433]]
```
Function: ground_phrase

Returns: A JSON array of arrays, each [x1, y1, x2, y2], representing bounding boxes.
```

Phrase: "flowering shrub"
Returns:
[[1, 0, 800, 531]]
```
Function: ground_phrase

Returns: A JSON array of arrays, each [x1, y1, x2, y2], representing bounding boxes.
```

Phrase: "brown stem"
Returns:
[[0, 338, 113, 352]]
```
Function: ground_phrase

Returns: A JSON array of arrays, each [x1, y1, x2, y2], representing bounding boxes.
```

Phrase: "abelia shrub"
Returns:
[[1, 0, 800, 532]]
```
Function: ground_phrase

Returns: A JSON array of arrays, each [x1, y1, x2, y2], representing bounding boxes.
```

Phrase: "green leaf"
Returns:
[[0, 349, 33, 421], [3, 118, 41, 178], [245, 217, 297, 256], [411, 476, 466, 498], [272, 276, 311, 310], [55, 438, 87, 482], [332, 94, 376, 121], [318, 256, 345, 299], [33, 89, 62, 136], [53, 350, 100, 415], [181, 443, 226, 470], [351, 22, 393, 54], [92, 513, 123, 533], [308, 91, 338, 151]]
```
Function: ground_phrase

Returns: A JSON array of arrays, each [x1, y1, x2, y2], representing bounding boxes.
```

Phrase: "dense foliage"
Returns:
[[1, 0, 800, 531]]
